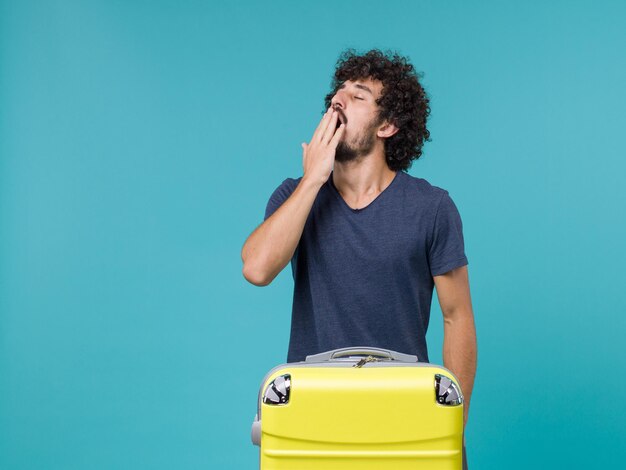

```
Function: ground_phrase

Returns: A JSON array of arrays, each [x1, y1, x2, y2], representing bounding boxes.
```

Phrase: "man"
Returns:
[[241, 48, 476, 469]]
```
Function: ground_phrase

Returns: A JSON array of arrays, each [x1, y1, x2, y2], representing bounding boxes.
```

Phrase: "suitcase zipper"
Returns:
[[352, 355, 380, 368]]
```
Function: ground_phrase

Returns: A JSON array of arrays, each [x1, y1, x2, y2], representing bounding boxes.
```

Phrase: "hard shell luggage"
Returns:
[[251, 346, 465, 469]]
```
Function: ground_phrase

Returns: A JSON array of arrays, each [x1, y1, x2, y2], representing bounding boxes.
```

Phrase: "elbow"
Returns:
[[242, 262, 273, 287]]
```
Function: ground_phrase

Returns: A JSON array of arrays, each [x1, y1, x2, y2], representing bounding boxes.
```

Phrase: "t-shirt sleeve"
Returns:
[[428, 191, 469, 276], [264, 177, 300, 221]]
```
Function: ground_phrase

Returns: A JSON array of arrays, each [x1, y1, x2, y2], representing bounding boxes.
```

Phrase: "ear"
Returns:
[[377, 120, 399, 139]]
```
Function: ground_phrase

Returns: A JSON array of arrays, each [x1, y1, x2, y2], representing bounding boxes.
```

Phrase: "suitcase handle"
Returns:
[[304, 346, 418, 363]]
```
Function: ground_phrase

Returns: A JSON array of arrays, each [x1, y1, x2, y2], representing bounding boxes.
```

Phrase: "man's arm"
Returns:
[[434, 265, 477, 431], [241, 106, 345, 286], [241, 177, 322, 286]]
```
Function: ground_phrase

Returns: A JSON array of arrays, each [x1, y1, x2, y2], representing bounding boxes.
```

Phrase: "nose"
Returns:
[[331, 91, 345, 111]]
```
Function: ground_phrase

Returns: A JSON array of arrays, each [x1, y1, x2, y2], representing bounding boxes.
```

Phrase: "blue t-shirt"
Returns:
[[264, 170, 468, 363]]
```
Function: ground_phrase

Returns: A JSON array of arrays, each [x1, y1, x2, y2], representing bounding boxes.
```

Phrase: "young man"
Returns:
[[241, 49, 476, 468]]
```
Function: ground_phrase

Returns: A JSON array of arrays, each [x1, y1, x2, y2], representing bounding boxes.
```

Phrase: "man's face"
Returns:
[[330, 78, 385, 163]]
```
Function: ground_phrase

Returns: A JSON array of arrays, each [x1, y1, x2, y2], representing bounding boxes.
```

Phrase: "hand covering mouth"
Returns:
[[336, 112, 346, 128]]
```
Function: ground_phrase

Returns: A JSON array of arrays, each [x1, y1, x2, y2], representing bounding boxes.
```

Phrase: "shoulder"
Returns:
[[274, 176, 302, 193], [267, 176, 303, 198], [264, 176, 303, 220], [399, 171, 449, 203]]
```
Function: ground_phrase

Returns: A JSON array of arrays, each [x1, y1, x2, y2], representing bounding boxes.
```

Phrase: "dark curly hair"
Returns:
[[323, 48, 431, 172]]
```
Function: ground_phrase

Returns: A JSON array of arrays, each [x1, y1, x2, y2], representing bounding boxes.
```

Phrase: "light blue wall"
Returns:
[[1, 1, 624, 468]]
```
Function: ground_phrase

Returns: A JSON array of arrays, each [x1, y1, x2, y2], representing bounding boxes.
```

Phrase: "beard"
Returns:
[[334, 119, 379, 163]]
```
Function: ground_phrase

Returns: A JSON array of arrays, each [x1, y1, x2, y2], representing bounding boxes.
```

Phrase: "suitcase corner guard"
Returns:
[[435, 373, 464, 406]]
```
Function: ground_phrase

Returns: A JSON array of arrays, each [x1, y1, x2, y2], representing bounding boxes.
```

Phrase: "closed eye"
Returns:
[[355, 97, 364, 100]]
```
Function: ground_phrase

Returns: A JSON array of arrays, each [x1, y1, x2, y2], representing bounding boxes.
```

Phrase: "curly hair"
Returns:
[[323, 48, 431, 172]]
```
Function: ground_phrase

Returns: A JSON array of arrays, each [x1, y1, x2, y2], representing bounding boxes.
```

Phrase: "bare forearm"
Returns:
[[442, 312, 477, 428], [241, 177, 322, 286], [242, 106, 344, 286]]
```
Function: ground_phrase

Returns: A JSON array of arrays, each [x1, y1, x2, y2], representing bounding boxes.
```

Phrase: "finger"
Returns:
[[322, 110, 340, 144], [320, 109, 337, 143], [312, 107, 334, 141], [329, 122, 345, 147], [311, 107, 331, 138]]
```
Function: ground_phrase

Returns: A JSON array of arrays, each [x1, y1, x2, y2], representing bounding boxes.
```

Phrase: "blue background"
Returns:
[[1, 1, 625, 468]]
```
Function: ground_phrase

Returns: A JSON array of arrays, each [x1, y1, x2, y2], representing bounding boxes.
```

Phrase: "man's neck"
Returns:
[[332, 150, 397, 203]]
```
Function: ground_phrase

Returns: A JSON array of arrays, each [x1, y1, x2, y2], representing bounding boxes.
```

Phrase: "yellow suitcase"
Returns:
[[251, 346, 464, 469]]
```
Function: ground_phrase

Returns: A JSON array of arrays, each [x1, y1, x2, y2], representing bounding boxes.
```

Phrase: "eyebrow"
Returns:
[[338, 82, 374, 96]]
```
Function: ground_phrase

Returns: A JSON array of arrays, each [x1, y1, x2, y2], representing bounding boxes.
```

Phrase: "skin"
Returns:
[[435, 265, 477, 436], [327, 78, 400, 209], [242, 77, 477, 436]]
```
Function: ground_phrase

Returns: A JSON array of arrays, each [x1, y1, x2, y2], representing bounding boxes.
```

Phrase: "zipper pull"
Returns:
[[353, 355, 378, 368]]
